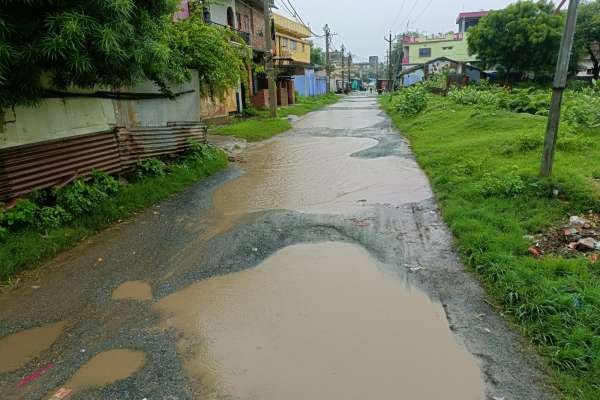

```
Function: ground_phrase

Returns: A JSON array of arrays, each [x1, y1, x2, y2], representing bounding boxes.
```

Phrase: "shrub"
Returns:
[[135, 158, 167, 180], [448, 86, 501, 106], [187, 141, 219, 162], [563, 92, 600, 128], [391, 85, 429, 117], [36, 206, 72, 229], [3, 199, 39, 230], [243, 106, 259, 117], [56, 171, 121, 216], [479, 167, 525, 198], [498, 88, 551, 115]]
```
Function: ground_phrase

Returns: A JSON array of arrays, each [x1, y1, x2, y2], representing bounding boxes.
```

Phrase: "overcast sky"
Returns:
[[274, 0, 559, 62]]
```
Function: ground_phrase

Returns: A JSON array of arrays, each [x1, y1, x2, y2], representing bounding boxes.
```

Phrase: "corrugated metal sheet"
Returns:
[[0, 123, 207, 202]]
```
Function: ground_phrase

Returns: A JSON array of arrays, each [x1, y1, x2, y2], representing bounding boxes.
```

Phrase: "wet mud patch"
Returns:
[[112, 281, 153, 301], [154, 242, 484, 399], [0, 321, 67, 374]]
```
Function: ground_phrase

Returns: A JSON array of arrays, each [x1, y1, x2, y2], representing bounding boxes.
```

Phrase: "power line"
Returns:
[[411, 0, 434, 25], [390, 0, 407, 31]]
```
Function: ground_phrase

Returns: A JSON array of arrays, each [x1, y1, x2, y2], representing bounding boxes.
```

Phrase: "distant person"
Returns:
[[369, 87, 373, 94]]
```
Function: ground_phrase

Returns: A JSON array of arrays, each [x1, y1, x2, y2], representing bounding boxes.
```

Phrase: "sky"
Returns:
[[273, 0, 559, 62]]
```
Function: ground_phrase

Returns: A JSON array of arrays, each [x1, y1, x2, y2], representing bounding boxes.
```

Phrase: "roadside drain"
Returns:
[[154, 242, 484, 399]]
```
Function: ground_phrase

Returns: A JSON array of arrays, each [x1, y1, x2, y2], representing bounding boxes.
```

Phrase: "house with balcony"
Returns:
[[402, 11, 489, 67]]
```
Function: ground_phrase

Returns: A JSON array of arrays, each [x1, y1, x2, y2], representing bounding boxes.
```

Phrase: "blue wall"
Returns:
[[294, 69, 328, 97]]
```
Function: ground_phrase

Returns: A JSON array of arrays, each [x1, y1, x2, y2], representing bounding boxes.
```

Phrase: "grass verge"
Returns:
[[211, 93, 339, 142], [381, 95, 600, 399], [0, 151, 228, 283]]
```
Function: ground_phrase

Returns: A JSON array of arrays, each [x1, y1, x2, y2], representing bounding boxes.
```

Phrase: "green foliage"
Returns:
[[0, 0, 187, 107], [135, 158, 167, 180], [498, 88, 551, 115], [56, 171, 121, 216], [467, 1, 563, 77], [36, 206, 72, 230], [3, 199, 39, 230], [479, 168, 526, 198], [563, 89, 600, 127], [310, 46, 325, 67], [171, 12, 251, 94], [382, 93, 600, 399], [389, 85, 429, 117], [574, 0, 600, 79], [447, 85, 503, 106]]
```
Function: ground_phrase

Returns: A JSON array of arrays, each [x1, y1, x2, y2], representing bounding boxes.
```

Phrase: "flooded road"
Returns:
[[0, 94, 555, 400], [155, 242, 483, 400]]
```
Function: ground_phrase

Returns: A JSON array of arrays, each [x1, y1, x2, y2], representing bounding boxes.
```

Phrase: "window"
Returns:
[[282, 38, 288, 48], [442, 46, 454, 51], [419, 48, 431, 58], [290, 40, 297, 51], [236, 13, 242, 30], [302, 43, 306, 52], [227, 7, 235, 29]]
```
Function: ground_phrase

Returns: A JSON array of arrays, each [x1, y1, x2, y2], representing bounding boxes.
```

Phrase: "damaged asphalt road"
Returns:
[[0, 94, 556, 400]]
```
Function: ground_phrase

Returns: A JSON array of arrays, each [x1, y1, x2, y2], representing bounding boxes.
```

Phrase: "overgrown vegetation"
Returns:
[[386, 85, 429, 117], [0, 1, 250, 107], [381, 89, 600, 399], [211, 93, 339, 141], [0, 143, 227, 282]]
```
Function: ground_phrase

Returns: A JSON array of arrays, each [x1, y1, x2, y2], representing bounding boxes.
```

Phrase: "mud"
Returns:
[[210, 135, 431, 236], [155, 242, 484, 399], [0, 321, 67, 374], [111, 281, 153, 301], [63, 349, 146, 391]]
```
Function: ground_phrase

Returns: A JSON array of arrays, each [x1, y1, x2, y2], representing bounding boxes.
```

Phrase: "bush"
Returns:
[[187, 141, 220, 162], [3, 199, 39, 230], [36, 206, 72, 229], [135, 158, 167, 180], [563, 91, 600, 128], [391, 85, 429, 117], [479, 167, 525, 198], [448, 86, 501, 106], [56, 171, 121, 216], [243, 106, 259, 118]]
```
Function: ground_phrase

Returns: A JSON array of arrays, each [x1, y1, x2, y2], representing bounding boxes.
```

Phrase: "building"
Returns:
[[399, 57, 482, 87], [402, 11, 489, 67]]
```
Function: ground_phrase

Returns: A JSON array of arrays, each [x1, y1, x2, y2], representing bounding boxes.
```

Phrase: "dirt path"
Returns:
[[0, 94, 554, 399]]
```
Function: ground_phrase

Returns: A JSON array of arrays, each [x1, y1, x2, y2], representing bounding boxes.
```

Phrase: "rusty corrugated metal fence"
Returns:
[[0, 124, 207, 202]]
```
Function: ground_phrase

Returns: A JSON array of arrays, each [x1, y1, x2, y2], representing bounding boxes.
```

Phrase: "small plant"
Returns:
[[479, 167, 525, 198], [391, 85, 429, 117], [243, 106, 259, 118], [36, 206, 72, 229], [187, 140, 219, 162], [135, 158, 167, 180], [3, 199, 39, 230], [56, 172, 120, 216]]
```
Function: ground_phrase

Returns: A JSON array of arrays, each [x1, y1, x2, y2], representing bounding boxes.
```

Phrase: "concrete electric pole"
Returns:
[[385, 33, 393, 92], [263, 0, 277, 117], [347, 52, 352, 91], [540, 0, 579, 177], [324, 24, 331, 93], [341, 44, 345, 92]]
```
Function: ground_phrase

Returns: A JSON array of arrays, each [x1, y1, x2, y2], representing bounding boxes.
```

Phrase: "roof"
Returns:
[[456, 11, 490, 24], [273, 13, 311, 39], [399, 57, 482, 77]]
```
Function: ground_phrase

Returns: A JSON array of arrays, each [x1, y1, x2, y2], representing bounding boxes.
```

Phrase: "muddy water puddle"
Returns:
[[0, 321, 67, 373], [154, 242, 484, 399], [64, 349, 146, 391], [112, 281, 153, 301], [210, 136, 431, 236]]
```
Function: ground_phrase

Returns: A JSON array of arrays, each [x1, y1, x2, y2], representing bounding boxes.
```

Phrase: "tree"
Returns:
[[467, 1, 564, 79], [574, 0, 600, 79], [311, 46, 324, 67], [0, 0, 188, 107]]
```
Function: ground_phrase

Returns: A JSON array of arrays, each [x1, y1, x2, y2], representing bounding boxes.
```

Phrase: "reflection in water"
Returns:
[[0, 321, 67, 373], [155, 242, 484, 400], [209, 136, 431, 237]]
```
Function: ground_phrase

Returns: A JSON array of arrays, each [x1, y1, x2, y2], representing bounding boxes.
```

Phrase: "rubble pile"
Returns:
[[528, 214, 600, 262]]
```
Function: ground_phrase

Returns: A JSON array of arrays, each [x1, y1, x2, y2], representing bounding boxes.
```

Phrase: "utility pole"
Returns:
[[347, 52, 352, 91], [540, 0, 579, 177], [385, 33, 393, 92], [263, 0, 277, 117], [341, 44, 345, 92], [324, 24, 331, 93]]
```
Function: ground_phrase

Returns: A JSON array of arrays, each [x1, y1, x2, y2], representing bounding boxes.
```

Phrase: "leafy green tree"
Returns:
[[170, 11, 250, 95], [575, 0, 600, 79], [0, 0, 187, 107], [310, 46, 324, 67], [467, 1, 564, 79]]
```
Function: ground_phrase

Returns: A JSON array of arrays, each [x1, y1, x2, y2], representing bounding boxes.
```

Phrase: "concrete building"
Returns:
[[402, 11, 489, 67]]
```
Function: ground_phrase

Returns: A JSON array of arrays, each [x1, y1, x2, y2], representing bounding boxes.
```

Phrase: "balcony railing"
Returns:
[[210, 21, 251, 45]]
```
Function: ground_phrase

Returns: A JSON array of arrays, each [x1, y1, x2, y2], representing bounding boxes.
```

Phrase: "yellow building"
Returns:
[[273, 13, 311, 64]]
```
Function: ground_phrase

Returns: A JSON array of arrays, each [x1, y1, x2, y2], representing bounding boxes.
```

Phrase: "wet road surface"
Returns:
[[0, 94, 555, 399]]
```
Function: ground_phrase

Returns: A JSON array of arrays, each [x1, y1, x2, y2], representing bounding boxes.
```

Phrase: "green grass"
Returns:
[[0, 152, 228, 283], [381, 95, 600, 399], [211, 93, 339, 141]]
